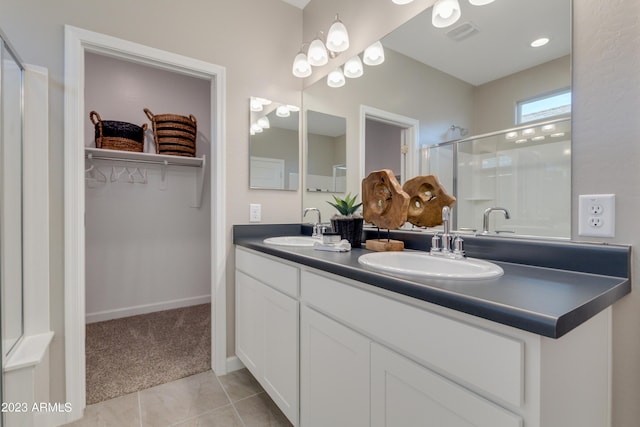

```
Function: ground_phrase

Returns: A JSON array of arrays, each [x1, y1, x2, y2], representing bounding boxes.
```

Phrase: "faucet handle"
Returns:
[[453, 235, 465, 258], [430, 233, 442, 254]]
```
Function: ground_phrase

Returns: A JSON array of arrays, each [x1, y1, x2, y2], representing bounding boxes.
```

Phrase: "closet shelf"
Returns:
[[85, 147, 204, 167], [85, 147, 207, 208]]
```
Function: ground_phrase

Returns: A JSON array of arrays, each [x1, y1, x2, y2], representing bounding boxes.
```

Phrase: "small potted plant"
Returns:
[[328, 193, 364, 248]]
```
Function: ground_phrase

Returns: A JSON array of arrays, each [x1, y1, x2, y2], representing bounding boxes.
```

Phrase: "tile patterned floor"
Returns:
[[64, 369, 292, 427]]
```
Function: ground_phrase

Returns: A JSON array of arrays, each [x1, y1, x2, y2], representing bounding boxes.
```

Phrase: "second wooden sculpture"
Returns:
[[402, 175, 456, 227]]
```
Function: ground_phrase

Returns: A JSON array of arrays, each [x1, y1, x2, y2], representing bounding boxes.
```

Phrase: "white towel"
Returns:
[[313, 239, 352, 252]]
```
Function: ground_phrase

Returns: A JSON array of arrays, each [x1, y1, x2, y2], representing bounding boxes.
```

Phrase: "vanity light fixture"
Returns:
[[541, 124, 556, 132], [276, 105, 291, 118], [326, 15, 350, 53], [432, 0, 461, 29], [292, 49, 312, 78], [514, 139, 528, 144], [250, 97, 272, 112], [307, 36, 329, 66], [327, 67, 346, 88], [530, 37, 550, 48], [257, 116, 270, 129], [250, 123, 263, 135], [392, 0, 415, 4], [344, 55, 364, 78], [522, 128, 535, 136], [505, 131, 519, 140], [363, 41, 385, 66], [551, 132, 566, 138], [531, 136, 545, 142]]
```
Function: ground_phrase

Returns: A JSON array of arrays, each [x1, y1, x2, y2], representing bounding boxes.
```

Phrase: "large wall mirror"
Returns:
[[249, 97, 300, 190], [0, 33, 25, 360], [302, 0, 571, 238]]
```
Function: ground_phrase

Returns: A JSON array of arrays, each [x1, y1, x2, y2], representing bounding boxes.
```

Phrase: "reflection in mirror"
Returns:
[[424, 118, 571, 238], [0, 36, 24, 358], [301, 0, 571, 239], [306, 110, 346, 193], [249, 97, 300, 190]]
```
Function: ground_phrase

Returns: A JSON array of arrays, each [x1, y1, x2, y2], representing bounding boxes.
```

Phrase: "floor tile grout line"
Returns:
[[213, 371, 248, 427], [166, 403, 236, 427]]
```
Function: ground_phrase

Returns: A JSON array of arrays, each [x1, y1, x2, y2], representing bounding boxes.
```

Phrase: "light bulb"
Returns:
[[344, 55, 363, 78], [327, 67, 345, 88], [308, 38, 328, 66], [251, 123, 263, 134], [392, 0, 415, 4], [326, 16, 350, 53], [292, 52, 311, 78], [276, 105, 291, 118], [530, 37, 550, 48], [363, 41, 385, 66], [432, 0, 461, 28], [257, 116, 270, 129], [250, 98, 263, 112], [469, 0, 495, 5]]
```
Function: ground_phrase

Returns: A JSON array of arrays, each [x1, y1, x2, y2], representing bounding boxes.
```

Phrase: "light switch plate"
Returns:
[[249, 203, 261, 223], [578, 194, 615, 237]]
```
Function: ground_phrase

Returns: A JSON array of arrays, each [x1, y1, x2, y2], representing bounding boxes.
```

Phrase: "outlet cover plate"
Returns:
[[578, 194, 615, 237], [249, 203, 261, 223]]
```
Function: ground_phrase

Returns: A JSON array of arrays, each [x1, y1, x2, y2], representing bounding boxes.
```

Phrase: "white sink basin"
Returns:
[[358, 251, 503, 281], [263, 236, 318, 247]]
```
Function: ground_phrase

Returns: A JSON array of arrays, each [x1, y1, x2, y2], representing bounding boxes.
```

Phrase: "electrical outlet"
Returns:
[[578, 194, 615, 237], [249, 203, 261, 223]]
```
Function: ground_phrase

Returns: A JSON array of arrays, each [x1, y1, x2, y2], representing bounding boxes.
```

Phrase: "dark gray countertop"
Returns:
[[233, 224, 631, 339]]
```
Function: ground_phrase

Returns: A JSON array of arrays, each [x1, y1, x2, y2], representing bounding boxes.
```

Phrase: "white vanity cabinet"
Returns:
[[235, 248, 299, 425], [300, 268, 611, 427], [235, 245, 612, 427]]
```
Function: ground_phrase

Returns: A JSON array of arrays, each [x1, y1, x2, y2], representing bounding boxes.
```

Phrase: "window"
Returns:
[[517, 89, 571, 124]]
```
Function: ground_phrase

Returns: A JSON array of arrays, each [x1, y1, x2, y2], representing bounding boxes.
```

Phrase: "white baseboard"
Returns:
[[85, 295, 211, 323], [225, 356, 245, 373]]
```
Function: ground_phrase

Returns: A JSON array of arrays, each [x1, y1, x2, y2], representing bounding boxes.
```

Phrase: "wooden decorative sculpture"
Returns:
[[402, 175, 456, 228], [362, 169, 410, 251]]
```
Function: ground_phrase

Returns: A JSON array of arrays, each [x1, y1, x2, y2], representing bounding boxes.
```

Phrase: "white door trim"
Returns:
[[63, 25, 227, 422], [359, 105, 420, 183]]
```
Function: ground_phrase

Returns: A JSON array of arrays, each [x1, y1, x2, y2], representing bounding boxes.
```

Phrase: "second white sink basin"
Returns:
[[358, 251, 503, 281], [263, 236, 318, 247]]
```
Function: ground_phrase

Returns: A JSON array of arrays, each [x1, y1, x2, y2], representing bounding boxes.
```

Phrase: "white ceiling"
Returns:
[[280, 0, 310, 9], [382, 0, 570, 86]]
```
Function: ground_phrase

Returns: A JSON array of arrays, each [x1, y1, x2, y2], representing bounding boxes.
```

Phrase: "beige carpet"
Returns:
[[85, 303, 211, 405]]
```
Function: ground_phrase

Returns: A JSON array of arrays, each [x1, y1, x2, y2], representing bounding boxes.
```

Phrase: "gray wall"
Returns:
[[572, 1, 640, 426]]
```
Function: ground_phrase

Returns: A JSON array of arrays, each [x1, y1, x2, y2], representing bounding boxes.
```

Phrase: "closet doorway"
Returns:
[[64, 26, 226, 421]]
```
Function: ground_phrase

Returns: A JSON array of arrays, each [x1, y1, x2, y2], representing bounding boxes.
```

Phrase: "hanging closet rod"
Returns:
[[85, 148, 204, 168]]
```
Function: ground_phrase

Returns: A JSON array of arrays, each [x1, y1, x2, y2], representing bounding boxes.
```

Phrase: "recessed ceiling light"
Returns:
[[522, 128, 535, 136], [551, 132, 566, 138], [515, 139, 528, 144], [541, 124, 556, 132], [530, 37, 550, 48], [505, 131, 518, 140], [531, 136, 545, 142]]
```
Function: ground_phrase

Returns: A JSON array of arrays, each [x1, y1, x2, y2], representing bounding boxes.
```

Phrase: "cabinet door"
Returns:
[[236, 270, 263, 375], [371, 343, 522, 427], [300, 305, 370, 427], [262, 282, 299, 425]]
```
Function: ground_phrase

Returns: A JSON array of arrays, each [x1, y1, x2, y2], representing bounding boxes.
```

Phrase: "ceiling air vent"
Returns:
[[446, 21, 479, 42]]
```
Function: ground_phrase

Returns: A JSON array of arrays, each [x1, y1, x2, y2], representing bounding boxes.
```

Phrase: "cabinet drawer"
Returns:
[[301, 270, 524, 407], [236, 247, 299, 297]]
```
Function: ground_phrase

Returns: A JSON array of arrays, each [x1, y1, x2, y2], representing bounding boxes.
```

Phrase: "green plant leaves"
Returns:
[[327, 192, 362, 216]]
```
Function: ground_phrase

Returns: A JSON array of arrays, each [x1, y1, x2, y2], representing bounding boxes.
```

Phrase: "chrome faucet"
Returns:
[[431, 206, 465, 259], [482, 207, 510, 234], [303, 207, 323, 238]]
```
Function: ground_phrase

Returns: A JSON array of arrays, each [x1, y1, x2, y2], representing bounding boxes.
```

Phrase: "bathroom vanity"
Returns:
[[233, 224, 630, 427]]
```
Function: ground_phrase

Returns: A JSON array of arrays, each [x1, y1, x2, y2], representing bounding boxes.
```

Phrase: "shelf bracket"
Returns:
[[192, 155, 206, 208]]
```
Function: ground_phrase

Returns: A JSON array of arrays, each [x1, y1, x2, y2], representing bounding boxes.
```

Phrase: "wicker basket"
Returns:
[[90, 111, 147, 152], [144, 108, 197, 157]]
